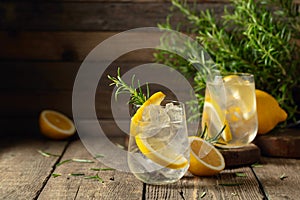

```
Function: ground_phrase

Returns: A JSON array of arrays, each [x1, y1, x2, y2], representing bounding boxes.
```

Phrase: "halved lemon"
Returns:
[[135, 134, 189, 169], [188, 136, 225, 176], [39, 110, 76, 140]]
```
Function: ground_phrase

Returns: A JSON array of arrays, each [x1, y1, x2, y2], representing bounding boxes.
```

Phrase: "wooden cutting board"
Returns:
[[253, 128, 300, 158], [219, 144, 261, 168]]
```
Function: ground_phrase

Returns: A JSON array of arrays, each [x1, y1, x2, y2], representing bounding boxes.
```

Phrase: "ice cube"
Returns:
[[165, 103, 183, 122], [140, 105, 171, 138], [142, 104, 170, 124]]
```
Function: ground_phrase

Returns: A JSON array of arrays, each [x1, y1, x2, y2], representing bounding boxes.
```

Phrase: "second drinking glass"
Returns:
[[202, 73, 258, 148]]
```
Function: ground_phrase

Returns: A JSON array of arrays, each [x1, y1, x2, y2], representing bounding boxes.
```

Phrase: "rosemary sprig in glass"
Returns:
[[198, 124, 227, 145], [107, 67, 150, 105]]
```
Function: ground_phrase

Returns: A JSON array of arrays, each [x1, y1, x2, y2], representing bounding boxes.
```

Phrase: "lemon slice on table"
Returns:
[[202, 100, 232, 142], [188, 136, 225, 176], [130, 91, 188, 169], [39, 110, 76, 140]]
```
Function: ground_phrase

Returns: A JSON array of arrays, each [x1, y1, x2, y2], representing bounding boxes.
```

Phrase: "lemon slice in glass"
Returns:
[[202, 100, 232, 142], [135, 134, 189, 169], [130, 91, 188, 169]]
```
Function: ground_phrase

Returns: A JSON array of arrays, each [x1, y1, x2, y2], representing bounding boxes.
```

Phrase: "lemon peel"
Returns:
[[256, 89, 287, 134]]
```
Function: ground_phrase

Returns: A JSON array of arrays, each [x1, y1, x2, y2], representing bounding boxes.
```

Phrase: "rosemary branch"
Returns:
[[107, 68, 150, 105], [156, 0, 300, 121]]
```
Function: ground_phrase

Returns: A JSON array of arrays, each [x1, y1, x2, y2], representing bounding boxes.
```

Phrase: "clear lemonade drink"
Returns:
[[202, 73, 258, 148], [128, 100, 190, 185]]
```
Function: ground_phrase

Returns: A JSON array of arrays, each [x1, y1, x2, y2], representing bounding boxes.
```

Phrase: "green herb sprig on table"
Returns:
[[155, 0, 300, 122], [107, 68, 149, 106]]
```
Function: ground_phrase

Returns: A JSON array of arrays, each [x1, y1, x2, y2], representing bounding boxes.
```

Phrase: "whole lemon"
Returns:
[[255, 89, 287, 134]]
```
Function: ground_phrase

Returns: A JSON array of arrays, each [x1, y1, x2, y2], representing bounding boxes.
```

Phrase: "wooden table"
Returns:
[[1, 136, 299, 200]]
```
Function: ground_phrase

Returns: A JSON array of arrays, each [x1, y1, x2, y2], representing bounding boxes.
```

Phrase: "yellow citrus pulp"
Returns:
[[39, 110, 76, 140], [131, 91, 189, 169], [188, 136, 225, 176]]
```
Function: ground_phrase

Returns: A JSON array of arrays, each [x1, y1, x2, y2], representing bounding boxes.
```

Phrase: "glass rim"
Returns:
[[214, 72, 254, 77], [130, 99, 185, 108]]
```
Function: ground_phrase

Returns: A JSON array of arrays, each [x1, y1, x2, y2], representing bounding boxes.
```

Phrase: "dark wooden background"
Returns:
[[0, 0, 299, 137]]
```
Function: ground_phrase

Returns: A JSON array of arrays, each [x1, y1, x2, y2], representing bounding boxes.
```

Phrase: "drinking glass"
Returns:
[[202, 73, 258, 148], [128, 100, 190, 185]]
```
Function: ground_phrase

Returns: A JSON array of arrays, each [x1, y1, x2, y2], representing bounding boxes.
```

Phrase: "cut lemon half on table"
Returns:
[[202, 99, 232, 142], [131, 91, 188, 169], [188, 136, 225, 176], [39, 110, 76, 140]]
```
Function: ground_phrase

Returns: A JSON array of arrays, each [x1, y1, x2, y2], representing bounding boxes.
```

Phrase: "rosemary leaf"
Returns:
[[56, 159, 72, 166], [37, 149, 60, 157], [72, 158, 94, 163], [69, 173, 85, 176], [115, 143, 125, 149], [235, 172, 247, 177], [52, 173, 61, 178], [280, 173, 288, 180], [84, 174, 104, 183], [90, 168, 115, 171], [251, 163, 263, 168], [93, 154, 104, 158]]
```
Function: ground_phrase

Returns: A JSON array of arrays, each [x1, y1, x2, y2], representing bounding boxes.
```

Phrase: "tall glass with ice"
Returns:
[[128, 100, 190, 185], [202, 73, 258, 148]]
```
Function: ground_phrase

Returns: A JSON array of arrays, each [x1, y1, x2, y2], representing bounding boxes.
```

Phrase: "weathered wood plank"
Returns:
[[145, 167, 264, 199], [0, 90, 112, 118], [0, 137, 68, 200], [252, 157, 300, 200], [0, 31, 156, 61], [0, 61, 150, 90], [0, 90, 74, 118], [0, 87, 178, 118], [38, 139, 143, 200], [0, 118, 129, 139], [0, 2, 226, 31]]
